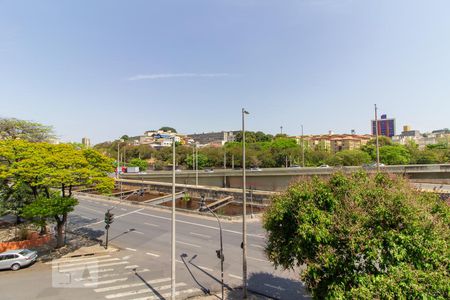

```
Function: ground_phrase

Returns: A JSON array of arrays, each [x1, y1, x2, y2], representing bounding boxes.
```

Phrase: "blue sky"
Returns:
[[1, 0, 449, 144]]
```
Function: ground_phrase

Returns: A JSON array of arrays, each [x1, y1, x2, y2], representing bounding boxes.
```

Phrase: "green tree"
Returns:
[[22, 195, 78, 248], [128, 158, 148, 171], [328, 150, 372, 166], [263, 172, 450, 299], [159, 126, 177, 133], [185, 153, 209, 169], [0, 118, 55, 142], [379, 145, 411, 165], [1, 140, 114, 247]]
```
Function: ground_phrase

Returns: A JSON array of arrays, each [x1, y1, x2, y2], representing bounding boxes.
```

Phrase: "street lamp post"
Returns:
[[195, 143, 199, 186], [171, 137, 176, 299], [301, 125, 305, 167], [242, 108, 249, 298], [374, 104, 380, 172], [199, 195, 224, 300]]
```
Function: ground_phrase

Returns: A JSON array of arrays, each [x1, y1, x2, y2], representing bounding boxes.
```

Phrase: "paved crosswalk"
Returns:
[[49, 254, 202, 299]]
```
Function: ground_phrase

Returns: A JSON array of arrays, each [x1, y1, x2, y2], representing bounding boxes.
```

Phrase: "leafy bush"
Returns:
[[263, 172, 450, 299]]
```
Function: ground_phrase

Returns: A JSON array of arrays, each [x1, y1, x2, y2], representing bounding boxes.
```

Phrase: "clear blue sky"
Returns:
[[1, 0, 449, 144]]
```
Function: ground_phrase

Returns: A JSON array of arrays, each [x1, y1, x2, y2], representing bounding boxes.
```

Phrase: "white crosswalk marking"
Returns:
[[75, 269, 150, 282], [46, 255, 112, 264], [132, 288, 202, 300], [105, 282, 187, 299], [84, 277, 128, 287], [94, 277, 171, 293], [52, 258, 120, 268], [59, 261, 128, 272]]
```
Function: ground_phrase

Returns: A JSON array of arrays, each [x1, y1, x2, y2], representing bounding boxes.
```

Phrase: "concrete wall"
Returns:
[[118, 179, 276, 204]]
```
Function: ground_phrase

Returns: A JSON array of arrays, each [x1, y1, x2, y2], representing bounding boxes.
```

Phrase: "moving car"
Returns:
[[318, 164, 330, 168], [0, 249, 38, 271], [250, 167, 262, 171]]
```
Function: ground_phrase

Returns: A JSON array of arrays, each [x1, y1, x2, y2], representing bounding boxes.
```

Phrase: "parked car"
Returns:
[[0, 249, 38, 271]]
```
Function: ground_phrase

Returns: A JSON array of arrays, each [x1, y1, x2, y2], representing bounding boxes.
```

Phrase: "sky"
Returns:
[[1, 0, 449, 144]]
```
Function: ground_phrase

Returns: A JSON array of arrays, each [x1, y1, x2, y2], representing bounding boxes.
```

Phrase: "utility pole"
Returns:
[[232, 154, 234, 169], [280, 126, 283, 135], [242, 108, 249, 299], [117, 142, 120, 179], [374, 104, 380, 172], [301, 125, 305, 167], [195, 143, 199, 186], [223, 149, 226, 169], [171, 137, 176, 299]]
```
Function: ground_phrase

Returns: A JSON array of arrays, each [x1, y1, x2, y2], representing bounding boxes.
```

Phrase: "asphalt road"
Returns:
[[0, 196, 309, 300]]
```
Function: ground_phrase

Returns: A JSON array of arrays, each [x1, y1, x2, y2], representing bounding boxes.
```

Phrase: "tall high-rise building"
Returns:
[[371, 114, 396, 137], [82, 137, 91, 148]]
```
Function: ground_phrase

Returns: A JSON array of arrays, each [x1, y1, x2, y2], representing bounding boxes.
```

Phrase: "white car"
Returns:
[[319, 164, 330, 168], [0, 249, 38, 271]]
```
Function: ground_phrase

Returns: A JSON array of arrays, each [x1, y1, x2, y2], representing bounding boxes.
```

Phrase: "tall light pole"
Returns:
[[242, 108, 249, 298], [301, 125, 305, 167], [171, 137, 176, 299], [374, 104, 380, 172], [280, 126, 283, 135], [195, 143, 199, 186], [116, 139, 124, 179]]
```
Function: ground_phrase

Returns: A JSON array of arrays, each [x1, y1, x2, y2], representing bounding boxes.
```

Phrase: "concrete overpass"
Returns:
[[121, 164, 450, 192]]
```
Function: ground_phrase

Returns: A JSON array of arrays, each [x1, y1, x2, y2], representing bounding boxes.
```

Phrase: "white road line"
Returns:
[[248, 256, 269, 263], [229, 274, 242, 280], [46, 255, 112, 264], [52, 258, 120, 268], [133, 288, 201, 300], [126, 247, 137, 252], [189, 232, 211, 239], [78, 205, 102, 213], [137, 211, 265, 239], [78, 215, 92, 220], [124, 265, 139, 269], [250, 244, 265, 249], [120, 208, 127, 211], [143, 222, 159, 227], [115, 208, 145, 219], [146, 252, 160, 257], [78, 208, 145, 229], [176, 240, 201, 248], [131, 230, 145, 235], [84, 277, 128, 287], [176, 259, 184, 264], [264, 283, 285, 291], [198, 265, 214, 272], [75, 269, 150, 282], [59, 261, 128, 272], [94, 277, 170, 293], [105, 283, 187, 299]]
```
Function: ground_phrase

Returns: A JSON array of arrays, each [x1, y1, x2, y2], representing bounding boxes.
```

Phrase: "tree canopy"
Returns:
[[0, 118, 55, 142], [1, 140, 114, 247], [263, 172, 450, 299], [159, 126, 177, 133]]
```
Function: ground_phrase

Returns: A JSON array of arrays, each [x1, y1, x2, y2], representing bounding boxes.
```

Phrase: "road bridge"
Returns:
[[122, 164, 450, 192]]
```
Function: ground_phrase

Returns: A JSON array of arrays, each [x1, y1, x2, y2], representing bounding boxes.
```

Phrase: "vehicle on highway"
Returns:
[[0, 249, 38, 271], [289, 165, 301, 168], [204, 168, 214, 173], [250, 167, 262, 171], [318, 164, 330, 168]]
